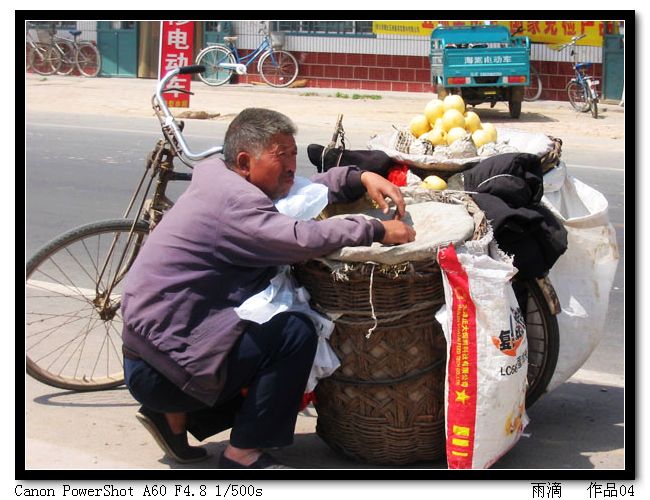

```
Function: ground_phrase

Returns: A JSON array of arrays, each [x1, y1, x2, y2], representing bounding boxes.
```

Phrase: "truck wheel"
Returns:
[[509, 100, 522, 118]]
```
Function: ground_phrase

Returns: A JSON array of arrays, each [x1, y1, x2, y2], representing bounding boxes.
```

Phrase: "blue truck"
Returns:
[[429, 25, 530, 118]]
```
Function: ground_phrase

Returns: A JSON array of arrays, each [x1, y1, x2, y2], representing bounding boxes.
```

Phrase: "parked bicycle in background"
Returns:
[[26, 21, 101, 77], [511, 27, 542, 102], [524, 64, 542, 102], [555, 34, 600, 118], [195, 21, 299, 87]]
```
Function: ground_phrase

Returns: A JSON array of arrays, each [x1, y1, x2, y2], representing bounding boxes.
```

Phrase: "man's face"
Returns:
[[244, 133, 298, 200]]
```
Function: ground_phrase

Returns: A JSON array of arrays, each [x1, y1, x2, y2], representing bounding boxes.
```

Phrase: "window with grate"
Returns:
[[271, 21, 374, 37], [28, 21, 77, 30]]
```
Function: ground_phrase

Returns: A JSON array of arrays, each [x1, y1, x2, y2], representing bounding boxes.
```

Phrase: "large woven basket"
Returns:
[[293, 191, 488, 465]]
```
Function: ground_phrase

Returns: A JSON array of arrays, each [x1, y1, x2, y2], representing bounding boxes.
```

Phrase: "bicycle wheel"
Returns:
[[29, 43, 61, 75], [524, 65, 542, 102], [75, 42, 101, 77], [258, 49, 299, 87], [196, 45, 235, 86], [566, 81, 589, 112], [26, 218, 149, 391], [26, 43, 34, 71], [56, 40, 76, 76], [590, 99, 598, 119], [512, 279, 560, 408]]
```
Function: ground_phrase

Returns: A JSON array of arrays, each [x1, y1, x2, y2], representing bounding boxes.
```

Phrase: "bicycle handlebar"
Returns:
[[556, 33, 587, 51], [154, 65, 224, 161]]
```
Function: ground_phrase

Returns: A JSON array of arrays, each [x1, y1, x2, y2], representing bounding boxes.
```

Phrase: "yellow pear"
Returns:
[[424, 98, 445, 125], [472, 128, 492, 148], [421, 128, 447, 146], [441, 109, 465, 132], [421, 175, 448, 190], [443, 94, 466, 114], [446, 126, 467, 145], [481, 122, 498, 142], [464, 111, 482, 133], [409, 114, 431, 138]]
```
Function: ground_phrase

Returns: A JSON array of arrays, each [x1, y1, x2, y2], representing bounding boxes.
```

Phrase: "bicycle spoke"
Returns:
[[26, 306, 94, 348], [28, 307, 96, 362], [26, 219, 147, 389]]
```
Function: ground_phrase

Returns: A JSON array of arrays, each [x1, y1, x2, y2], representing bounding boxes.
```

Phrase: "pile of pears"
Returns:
[[409, 95, 497, 149]]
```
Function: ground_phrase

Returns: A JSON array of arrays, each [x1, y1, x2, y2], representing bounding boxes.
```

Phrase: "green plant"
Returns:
[[352, 94, 382, 100]]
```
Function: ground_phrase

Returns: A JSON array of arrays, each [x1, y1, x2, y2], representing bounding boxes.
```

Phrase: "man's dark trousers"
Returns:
[[124, 312, 318, 448]]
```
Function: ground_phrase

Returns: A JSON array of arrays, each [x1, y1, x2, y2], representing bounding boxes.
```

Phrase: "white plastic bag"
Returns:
[[437, 244, 529, 469], [273, 176, 329, 220], [234, 265, 341, 393], [541, 167, 620, 391]]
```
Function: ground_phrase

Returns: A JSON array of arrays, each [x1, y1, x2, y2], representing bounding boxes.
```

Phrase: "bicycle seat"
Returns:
[[223, 36, 238, 43], [68, 30, 82, 37], [575, 62, 592, 70]]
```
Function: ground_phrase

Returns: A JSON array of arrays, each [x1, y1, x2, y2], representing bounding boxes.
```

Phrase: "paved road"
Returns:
[[21, 74, 627, 477]]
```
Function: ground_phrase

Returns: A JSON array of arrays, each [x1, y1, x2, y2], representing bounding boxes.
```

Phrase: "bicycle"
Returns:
[[25, 65, 558, 408], [554, 34, 599, 118], [25, 65, 220, 391], [26, 22, 60, 75], [195, 21, 299, 88], [524, 64, 542, 102], [54, 29, 102, 77], [27, 22, 101, 77], [511, 26, 542, 102]]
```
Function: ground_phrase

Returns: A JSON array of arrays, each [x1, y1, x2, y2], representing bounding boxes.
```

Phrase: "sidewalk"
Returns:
[[25, 73, 624, 155]]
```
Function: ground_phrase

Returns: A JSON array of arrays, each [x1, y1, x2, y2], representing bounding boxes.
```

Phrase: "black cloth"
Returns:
[[464, 153, 567, 280], [307, 144, 396, 177]]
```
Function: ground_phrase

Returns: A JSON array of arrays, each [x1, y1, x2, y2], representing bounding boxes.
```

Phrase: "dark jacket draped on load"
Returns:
[[463, 152, 568, 280]]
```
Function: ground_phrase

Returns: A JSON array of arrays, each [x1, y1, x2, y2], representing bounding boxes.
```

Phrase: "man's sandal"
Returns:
[[136, 406, 208, 464]]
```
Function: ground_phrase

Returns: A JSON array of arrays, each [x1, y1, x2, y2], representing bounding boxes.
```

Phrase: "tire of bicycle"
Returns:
[[258, 49, 299, 88], [55, 39, 76, 76], [589, 88, 599, 119], [75, 42, 101, 77], [196, 45, 236, 86], [29, 43, 61, 75], [566, 80, 590, 112], [26, 218, 149, 391], [513, 278, 560, 408], [26, 43, 34, 71], [524, 65, 542, 102]]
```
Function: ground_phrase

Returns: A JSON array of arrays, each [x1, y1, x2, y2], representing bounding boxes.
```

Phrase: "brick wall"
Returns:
[[234, 50, 601, 101], [536, 60, 603, 101]]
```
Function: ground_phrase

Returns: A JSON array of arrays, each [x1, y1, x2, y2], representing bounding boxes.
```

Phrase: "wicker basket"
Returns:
[[294, 260, 447, 464], [293, 192, 487, 465]]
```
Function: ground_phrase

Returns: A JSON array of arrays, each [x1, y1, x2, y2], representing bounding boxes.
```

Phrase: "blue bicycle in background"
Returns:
[[555, 34, 600, 118], [195, 21, 299, 88]]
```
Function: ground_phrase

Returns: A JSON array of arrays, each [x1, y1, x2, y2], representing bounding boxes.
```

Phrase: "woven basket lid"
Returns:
[[325, 200, 474, 265]]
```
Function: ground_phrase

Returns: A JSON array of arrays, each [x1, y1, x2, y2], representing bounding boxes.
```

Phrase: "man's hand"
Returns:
[[380, 220, 416, 245], [360, 171, 406, 220]]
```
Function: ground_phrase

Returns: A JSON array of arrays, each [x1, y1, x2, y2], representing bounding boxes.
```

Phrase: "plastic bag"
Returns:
[[541, 165, 620, 392], [274, 176, 329, 220], [234, 266, 341, 393], [233, 180, 341, 393], [437, 243, 529, 469]]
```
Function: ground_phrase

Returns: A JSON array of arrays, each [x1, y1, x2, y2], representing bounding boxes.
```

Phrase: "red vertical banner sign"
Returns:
[[437, 244, 478, 469], [159, 21, 195, 108]]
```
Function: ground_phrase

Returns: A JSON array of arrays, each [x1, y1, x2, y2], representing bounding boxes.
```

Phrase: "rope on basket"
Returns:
[[367, 263, 378, 338]]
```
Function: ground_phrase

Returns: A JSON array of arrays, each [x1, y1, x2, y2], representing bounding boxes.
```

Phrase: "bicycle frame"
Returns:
[[559, 35, 599, 103], [95, 65, 222, 309], [226, 36, 273, 69]]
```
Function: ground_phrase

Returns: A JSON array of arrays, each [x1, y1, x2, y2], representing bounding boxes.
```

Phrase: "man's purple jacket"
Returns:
[[121, 157, 385, 405]]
